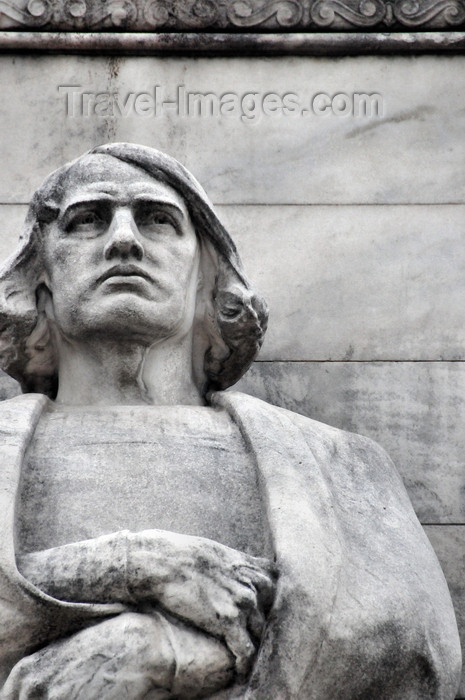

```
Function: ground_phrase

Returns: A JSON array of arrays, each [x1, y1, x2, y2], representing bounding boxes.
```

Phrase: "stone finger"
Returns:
[[244, 555, 278, 577], [236, 567, 276, 609], [247, 606, 266, 641], [223, 621, 256, 681]]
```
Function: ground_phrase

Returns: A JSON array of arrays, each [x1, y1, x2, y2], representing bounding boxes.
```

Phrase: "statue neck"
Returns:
[[53, 331, 204, 406]]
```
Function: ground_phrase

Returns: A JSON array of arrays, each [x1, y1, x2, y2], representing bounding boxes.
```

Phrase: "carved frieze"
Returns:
[[0, 0, 464, 30]]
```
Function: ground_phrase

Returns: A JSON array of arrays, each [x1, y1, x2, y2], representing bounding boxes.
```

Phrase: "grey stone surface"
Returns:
[[0, 55, 464, 205], [237, 360, 465, 524], [0, 206, 26, 262], [220, 203, 465, 361], [0, 144, 460, 698], [426, 526, 465, 698], [0, 372, 19, 401]]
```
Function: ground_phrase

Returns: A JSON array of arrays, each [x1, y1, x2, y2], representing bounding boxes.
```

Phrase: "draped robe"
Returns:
[[0, 391, 461, 699]]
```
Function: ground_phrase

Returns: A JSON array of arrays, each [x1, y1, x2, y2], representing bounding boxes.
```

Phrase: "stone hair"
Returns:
[[0, 143, 268, 398]]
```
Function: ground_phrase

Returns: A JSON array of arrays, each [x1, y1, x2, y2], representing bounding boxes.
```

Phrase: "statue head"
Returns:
[[0, 143, 268, 400]]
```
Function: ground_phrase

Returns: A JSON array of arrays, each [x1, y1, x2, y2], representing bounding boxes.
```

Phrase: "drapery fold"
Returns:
[[0, 392, 461, 699]]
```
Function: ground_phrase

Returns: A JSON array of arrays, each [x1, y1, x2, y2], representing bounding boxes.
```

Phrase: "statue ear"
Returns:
[[23, 283, 58, 394]]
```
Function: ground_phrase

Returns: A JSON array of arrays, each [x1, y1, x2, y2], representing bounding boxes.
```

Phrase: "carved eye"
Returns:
[[136, 206, 180, 239], [65, 208, 107, 237], [77, 212, 101, 225], [148, 212, 172, 226]]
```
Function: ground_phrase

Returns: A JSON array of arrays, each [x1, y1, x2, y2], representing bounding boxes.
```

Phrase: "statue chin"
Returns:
[[0, 143, 461, 700]]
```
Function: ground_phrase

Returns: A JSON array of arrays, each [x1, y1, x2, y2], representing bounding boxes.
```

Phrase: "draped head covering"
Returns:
[[0, 143, 268, 397]]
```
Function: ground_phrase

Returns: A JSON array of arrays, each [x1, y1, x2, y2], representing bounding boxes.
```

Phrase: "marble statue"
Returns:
[[0, 143, 461, 700]]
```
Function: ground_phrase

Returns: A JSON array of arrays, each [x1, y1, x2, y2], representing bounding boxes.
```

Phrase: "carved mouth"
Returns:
[[97, 265, 154, 285]]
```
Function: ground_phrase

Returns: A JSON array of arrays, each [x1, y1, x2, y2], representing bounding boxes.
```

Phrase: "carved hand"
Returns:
[[126, 530, 276, 678], [1, 611, 234, 700], [18, 529, 276, 679]]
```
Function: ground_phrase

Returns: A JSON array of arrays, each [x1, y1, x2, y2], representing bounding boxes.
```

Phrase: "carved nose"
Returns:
[[104, 211, 144, 261]]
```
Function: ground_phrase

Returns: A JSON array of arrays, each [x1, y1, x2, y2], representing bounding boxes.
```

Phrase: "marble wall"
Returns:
[[0, 51, 464, 695]]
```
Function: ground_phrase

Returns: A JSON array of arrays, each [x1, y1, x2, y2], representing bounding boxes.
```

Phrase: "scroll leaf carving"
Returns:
[[310, 0, 386, 25], [143, 0, 170, 26], [66, 0, 87, 18], [227, 0, 304, 27], [106, 0, 138, 25], [144, 0, 218, 28], [63, 0, 137, 27], [27, 0, 47, 16], [184, 0, 219, 25], [0, 0, 51, 26], [0, 0, 464, 31], [393, 0, 465, 24]]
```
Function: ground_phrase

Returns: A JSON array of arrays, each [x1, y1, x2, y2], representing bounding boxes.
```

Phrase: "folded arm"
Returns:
[[17, 529, 276, 678], [1, 611, 235, 700]]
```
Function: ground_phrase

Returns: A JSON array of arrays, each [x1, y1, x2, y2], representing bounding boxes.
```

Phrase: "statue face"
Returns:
[[41, 155, 200, 345]]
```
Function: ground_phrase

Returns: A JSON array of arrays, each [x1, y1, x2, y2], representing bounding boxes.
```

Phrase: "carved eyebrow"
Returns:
[[59, 195, 114, 223], [59, 195, 185, 222], [131, 197, 185, 220]]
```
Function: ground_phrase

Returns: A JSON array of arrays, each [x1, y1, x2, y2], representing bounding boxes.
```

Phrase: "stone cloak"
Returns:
[[0, 391, 461, 699]]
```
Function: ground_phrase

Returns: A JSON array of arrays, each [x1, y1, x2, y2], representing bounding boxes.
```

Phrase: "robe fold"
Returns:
[[0, 391, 461, 699]]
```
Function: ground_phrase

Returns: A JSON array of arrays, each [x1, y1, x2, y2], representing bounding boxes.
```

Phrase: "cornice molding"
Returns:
[[0, 0, 464, 31], [0, 30, 464, 53]]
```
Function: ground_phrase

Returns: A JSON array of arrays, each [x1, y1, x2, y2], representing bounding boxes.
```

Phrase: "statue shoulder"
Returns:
[[273, 399, 394, 464], [216, 390, 412, 507], [222, 389, 394, 471], [0, 393, 49, 444]]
